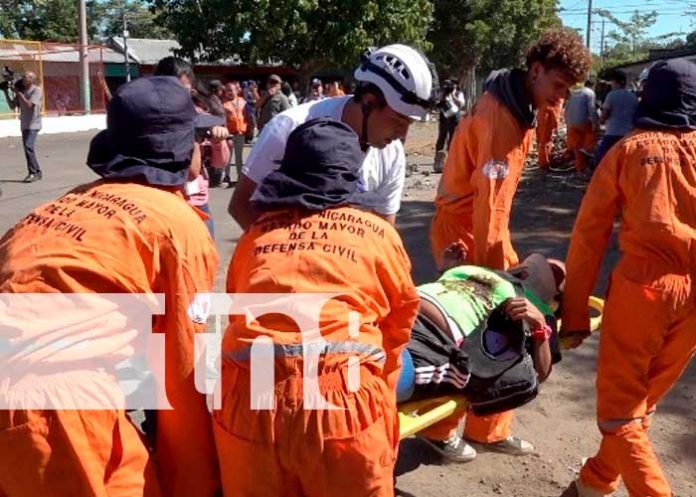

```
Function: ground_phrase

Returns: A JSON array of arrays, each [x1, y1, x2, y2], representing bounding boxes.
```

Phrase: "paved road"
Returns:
[[1, 131, 247, 290]]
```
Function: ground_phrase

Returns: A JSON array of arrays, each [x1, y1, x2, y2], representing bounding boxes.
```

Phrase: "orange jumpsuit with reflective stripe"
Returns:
[[536, 99, 563, 168], [429, 91, 535, 443], [214, 207, 419, 497], [562, 130, 696, 497], [0, 181, 219, 497]]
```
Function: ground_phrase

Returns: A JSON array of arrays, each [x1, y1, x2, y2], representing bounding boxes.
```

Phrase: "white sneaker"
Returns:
[[471, 435, 535, 456], [575, 479, 609, 497], [418, 433, 477, 463]]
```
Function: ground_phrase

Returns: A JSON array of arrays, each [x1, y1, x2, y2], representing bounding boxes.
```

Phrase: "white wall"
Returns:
[[0, 113, 106, 138]]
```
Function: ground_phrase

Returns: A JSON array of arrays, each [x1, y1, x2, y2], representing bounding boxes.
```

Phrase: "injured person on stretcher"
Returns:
[[396, 242, 564, 418]]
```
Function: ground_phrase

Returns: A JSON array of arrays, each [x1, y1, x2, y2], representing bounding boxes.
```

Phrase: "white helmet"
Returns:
[[354, 44, 438, 120]]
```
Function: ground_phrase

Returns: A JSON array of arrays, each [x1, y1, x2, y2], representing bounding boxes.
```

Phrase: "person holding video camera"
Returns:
[[2, 70, 44, 183], [434, 79, 465, 172]]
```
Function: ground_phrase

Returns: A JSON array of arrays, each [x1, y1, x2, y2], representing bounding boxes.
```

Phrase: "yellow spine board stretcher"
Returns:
[[397, 296, 605, 440]]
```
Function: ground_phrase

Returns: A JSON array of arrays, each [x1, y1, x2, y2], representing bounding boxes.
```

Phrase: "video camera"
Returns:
[[0, 66, 25, 93], [436, 79, 456, 112]]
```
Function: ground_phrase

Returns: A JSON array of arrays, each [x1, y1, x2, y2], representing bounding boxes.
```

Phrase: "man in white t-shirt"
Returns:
[[228, 44, 439, 229]]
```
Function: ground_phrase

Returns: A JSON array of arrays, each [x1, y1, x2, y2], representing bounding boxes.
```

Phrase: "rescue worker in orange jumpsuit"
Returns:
[[213, 118, 420, 497], [0, 77, 225, 497], [565, 80, 598, 172], [561, 59, 696, 497], [429, 28, 591, 462], [536, 98, 564, 168]]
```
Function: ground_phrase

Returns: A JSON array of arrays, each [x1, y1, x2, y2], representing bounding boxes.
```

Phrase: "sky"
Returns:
[[559, 0, 695, 53]]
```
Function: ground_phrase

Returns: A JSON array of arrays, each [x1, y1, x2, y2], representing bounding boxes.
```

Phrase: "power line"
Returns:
[[562, 7, 690, 13]]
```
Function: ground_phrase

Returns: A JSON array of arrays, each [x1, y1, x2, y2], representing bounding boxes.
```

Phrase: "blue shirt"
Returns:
[[565, 87, 596, 127], [603, 89, 639, 137]]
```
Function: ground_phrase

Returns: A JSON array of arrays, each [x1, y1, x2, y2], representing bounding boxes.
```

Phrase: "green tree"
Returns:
[[686, 31, 696, 47], [93, 0, 172, 41], [595, 9, 657, 55], [148, 0, 433, 87], [0, 0, 24, 39], [15, 0, 82, 42], [594, 10, 686, 74], [0, 0, 169, 43], [427, 0, 561, 82]]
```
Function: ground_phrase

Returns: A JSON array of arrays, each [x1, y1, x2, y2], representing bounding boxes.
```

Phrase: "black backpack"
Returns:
[[462, 281, 539, 416]]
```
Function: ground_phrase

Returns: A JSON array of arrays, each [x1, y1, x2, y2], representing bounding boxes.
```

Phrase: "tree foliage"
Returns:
[[94, 0, 172, 41], [148, 0, 433, 82], [0, 0, 87, 42], [594, 9, 688, 73], [0, 0, 169, 43], [427, 0, 561, 81], [596, 9, 658, 55], [686, 31, 696, 47]]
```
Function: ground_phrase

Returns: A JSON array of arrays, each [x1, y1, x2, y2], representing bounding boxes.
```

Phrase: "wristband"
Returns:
[[531, 323, 552, 342]]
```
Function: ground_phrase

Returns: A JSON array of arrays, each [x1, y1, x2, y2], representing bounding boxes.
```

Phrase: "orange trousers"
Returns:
[[429, 211, 516, 443], [213, 362, 398, 497], [421, 407, 513, 443], [579, 269, 696, 497], [0, 409, 160, 497], [566, 123, 597, 171], [538, 139, 553, 168], [415, 375, 516, 444]]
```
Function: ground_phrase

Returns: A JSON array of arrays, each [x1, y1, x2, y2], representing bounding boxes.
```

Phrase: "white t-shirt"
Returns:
[[243, 96, 406, 215]]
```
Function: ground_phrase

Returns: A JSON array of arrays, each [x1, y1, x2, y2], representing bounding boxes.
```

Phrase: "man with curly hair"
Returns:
[[427, 28, 591, 462]]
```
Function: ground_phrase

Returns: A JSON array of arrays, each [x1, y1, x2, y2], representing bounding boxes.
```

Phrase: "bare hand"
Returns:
[[439, 240, 468, 272], [504, 298, 546, 330], [210, 126, 229, 142]]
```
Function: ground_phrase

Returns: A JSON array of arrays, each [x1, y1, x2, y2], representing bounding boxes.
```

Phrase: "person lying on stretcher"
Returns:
[[396, 242, 565, 411]]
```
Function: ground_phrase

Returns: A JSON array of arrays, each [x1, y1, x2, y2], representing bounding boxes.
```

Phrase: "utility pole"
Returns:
[[78, 0, 91, 113], [586, 0, 593, 49], [600, 19, 606, 59], [122, 2, 131, 83]]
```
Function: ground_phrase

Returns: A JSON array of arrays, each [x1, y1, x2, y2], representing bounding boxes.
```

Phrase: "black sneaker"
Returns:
[[23, 173, 40, 183]]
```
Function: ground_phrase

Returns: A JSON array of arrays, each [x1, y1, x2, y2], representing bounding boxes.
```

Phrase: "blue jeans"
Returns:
[[21, 129, 41, 175], [594, 134, 624, 168], [396, 349, 415, 403]]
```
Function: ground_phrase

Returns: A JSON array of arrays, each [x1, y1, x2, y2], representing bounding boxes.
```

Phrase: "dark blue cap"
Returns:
[[635, 59, 696, 131], [87, 76, 224, 186], [252, 118, 364, 211]]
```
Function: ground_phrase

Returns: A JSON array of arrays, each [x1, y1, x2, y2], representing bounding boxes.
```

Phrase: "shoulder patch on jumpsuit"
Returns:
[[482, 160, 510, 180]]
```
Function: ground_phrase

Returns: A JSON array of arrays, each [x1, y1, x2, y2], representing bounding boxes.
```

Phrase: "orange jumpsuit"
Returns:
[[429, 91, 535, 443], [536, 99, 563, 168], [566, 122, 597, 171], [214, 207, 419, 497], [562, 130, 696, 497], [0, 181, 219, 497]]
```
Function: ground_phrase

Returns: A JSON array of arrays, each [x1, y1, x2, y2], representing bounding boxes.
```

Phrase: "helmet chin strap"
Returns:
[[360, 101, 372, 152]]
